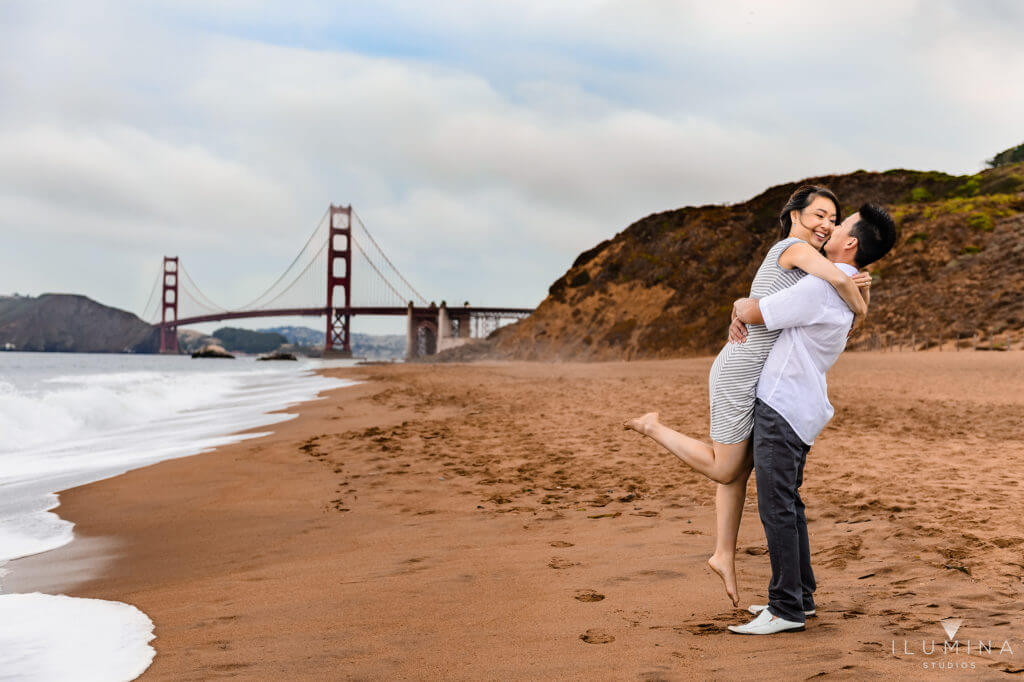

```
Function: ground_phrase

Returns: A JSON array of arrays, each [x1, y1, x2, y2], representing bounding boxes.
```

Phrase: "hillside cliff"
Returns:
[[0, 294, 159, 353], [458, 163, 1024, 361]]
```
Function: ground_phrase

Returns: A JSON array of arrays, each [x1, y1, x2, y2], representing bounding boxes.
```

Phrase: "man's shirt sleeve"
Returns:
[[759, 275, 832, 331]]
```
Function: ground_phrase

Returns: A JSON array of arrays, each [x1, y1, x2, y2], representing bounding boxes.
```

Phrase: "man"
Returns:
[[725, 203, 897, 635]]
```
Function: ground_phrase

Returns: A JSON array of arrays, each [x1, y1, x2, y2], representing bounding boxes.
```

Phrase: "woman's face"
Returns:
[[790, 195, 837, 249]]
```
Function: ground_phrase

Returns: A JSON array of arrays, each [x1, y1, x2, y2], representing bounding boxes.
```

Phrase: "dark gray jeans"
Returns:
[[752, 398, 816, 624]]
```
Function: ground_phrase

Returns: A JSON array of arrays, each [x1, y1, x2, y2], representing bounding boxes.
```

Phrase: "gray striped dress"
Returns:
[[708, 237, 808, 444]]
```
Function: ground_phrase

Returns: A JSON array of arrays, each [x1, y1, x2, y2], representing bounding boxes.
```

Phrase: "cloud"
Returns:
[[0, 125, 291, 247]]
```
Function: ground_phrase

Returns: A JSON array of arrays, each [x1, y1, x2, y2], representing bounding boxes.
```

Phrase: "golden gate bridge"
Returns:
[[138, 205, 534, 358]]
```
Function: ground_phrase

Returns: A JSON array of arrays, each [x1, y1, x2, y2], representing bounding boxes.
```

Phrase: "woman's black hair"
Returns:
[[778, 185, 841, 240]]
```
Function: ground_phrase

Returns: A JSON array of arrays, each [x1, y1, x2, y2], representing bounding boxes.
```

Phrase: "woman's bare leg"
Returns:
[[707, 451, 754, 607], [622, 412, 748, 484]]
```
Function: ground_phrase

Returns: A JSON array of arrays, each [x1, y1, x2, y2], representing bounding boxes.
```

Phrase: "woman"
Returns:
[[623, 185, 870, 607]]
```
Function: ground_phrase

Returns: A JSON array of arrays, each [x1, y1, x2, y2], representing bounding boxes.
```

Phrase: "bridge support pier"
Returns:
[[405, 301, 439, 359], [438, 302, 450, 343], [435, 300, 475, 355], [405, 302, 416, 360], [159, 256, 179, 354], [324, 204, 353, 358], [458, 303, 472, 338]]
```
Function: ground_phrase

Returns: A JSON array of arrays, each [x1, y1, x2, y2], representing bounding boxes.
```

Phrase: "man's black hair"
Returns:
[[850, 203, 896, 267]]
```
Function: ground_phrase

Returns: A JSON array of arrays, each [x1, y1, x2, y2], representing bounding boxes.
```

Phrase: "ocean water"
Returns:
[[0, 352, 359, 680]]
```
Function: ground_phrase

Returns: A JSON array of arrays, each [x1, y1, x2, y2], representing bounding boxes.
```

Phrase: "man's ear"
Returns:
[[846, 236, 859, 252]]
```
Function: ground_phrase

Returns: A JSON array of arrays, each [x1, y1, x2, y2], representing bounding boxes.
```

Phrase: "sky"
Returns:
[[2, 0, 1022, 336]]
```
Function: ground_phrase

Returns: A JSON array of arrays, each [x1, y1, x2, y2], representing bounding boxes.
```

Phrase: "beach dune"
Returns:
[[9, 353, 1024, 679]]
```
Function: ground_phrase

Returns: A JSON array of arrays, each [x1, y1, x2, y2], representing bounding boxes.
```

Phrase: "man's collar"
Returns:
[[832, 262, 858, 275]]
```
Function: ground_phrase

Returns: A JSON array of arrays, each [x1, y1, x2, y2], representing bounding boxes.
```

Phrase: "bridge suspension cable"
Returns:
[[351, 209, 428, 306], [179, 264, 230, 313], [254, 238, 329, 311], [161, 208, 332, 320], [234, 207, 330, 311], [351, 238, 411, 305], [139, 265, 162, 323]]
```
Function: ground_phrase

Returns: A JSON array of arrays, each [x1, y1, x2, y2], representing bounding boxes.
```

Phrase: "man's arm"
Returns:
[[733, 298, 764, 325], [736, 274, 832, 332]]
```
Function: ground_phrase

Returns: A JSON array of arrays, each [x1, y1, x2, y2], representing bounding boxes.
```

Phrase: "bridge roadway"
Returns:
[[160, 306, 534, 328]]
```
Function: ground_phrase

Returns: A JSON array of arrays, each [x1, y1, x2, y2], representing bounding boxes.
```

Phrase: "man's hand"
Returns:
[[729, 316, 748, 344], [732, 297, 765, 326]]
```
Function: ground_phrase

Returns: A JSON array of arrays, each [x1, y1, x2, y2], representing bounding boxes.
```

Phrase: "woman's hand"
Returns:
[[852, 272, 872, 289], [729, 317, 748, 344], [729, 299, 754, 343]]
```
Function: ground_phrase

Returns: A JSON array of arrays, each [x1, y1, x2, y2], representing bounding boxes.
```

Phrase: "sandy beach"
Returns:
[[8, 352, 1024, 680]]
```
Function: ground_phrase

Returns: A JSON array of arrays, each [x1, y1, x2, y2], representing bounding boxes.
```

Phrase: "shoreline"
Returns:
[[8, 355, 1024, 679]]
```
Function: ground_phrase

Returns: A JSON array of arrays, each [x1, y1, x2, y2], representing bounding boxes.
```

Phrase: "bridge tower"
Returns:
[[160, 256, 179, 353], [325, 204, 353, 357]]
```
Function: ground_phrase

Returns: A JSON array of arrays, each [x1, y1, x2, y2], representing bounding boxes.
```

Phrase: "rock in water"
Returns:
[[191, 344, 234, 359], [257, 351, 297, 361]]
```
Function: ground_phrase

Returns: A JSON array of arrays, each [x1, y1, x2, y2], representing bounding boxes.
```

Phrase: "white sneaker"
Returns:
[[748, 603, 816, 618], [728, 607, 805, 635]]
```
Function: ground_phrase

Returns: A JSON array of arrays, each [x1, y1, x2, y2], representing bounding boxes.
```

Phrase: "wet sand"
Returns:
[[8, 353, 1024, 680]]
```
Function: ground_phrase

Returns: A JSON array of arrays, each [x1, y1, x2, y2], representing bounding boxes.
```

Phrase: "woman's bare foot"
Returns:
[[707, 552, 739, 607], [623, 412, 660, 436]]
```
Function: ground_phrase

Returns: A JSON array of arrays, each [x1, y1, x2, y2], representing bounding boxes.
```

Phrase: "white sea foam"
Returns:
[[0, 593, 155, 681], [1, 369, 237, 452], [0, 353, 359, 680]]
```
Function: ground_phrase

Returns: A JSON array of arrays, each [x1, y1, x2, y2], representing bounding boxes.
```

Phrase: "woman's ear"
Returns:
[[790, 209, 801, 227]]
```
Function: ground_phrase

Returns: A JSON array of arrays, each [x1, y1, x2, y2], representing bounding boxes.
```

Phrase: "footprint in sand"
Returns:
[[580, 629, 615, 644], [550, 540, 575, 548], [574, 590, 605, 602], [549, 557, 581, 569], [686, 622, 727, 636]]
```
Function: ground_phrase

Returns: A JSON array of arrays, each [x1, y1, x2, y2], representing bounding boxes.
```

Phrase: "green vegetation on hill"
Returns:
[[987, 141, 1024, 168], [212, 327, 287, 354]]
